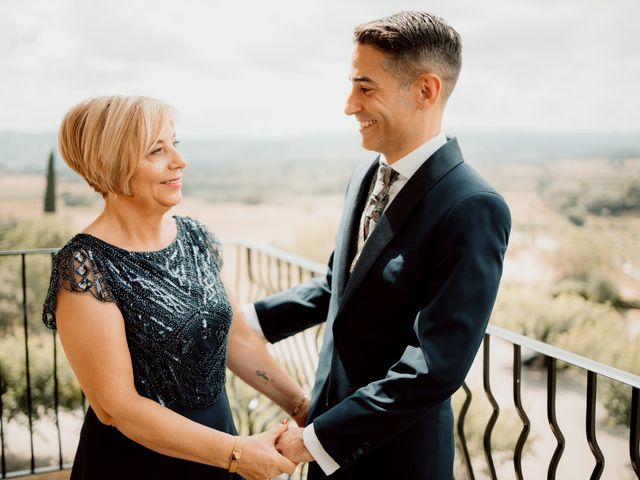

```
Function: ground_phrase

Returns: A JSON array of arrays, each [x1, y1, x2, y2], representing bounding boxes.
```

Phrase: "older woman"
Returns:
[[43, 96, 307, 480]]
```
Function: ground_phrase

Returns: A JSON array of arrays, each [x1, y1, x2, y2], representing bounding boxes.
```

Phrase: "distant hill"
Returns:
[[1, 130, 639, 174], [0, 132, 58, 173], [457, 131, 640, 164]]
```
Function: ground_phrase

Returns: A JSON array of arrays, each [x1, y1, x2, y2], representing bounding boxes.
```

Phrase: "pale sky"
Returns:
[[1, 0, 638, 139]]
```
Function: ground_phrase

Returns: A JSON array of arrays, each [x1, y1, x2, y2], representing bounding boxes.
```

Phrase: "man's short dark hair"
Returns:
[[354, 11, 462, 99]]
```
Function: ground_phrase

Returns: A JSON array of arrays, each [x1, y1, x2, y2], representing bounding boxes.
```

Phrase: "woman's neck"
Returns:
[[84, 198, 176, 251]]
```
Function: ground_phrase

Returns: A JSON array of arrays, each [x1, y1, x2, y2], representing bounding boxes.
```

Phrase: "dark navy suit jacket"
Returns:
[[255, 138, 511, 479]]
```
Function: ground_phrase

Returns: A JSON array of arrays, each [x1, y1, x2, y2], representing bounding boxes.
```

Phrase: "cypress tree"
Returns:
[[44, 150, 56, 213]]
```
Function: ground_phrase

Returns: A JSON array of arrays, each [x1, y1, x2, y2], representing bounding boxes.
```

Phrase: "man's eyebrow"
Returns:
[[350, 76, 377, 84]]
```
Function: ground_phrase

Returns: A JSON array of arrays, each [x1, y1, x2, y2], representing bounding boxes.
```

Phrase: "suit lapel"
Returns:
[[309, 159, 376, 414], [337, 138, 465, 315], [332, 158, 378, 301]]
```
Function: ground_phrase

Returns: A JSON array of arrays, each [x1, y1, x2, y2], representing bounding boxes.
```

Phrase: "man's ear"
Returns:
[[416, 73, 442, 109]]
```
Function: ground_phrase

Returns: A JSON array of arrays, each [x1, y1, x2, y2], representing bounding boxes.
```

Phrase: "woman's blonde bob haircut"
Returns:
[[58, 96, 175, 196]]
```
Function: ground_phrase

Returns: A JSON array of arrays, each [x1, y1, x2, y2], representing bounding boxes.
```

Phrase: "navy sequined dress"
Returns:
[[43, 216, 242, 479]]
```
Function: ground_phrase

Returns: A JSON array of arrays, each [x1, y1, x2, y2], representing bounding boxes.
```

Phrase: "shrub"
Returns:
[[0, 216, 74, 332], [492, 285, 637, 425], [540, 174, 640, 217], [0, 268, 21, 329], [0, 331, 82, 421], [239, 193, 263, 205], [452, 387, 535, 478], [549, 230, 615, 281], [622, 178, 640, 209], [551, 272, 621, 305], [0, 215, 74, 251], [542, 185, 579, 212], [566, 207, 585, 226], [584, 273, 619, 304]]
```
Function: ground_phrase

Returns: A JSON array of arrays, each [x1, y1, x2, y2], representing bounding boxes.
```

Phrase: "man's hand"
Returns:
[[275, 426, 314, 463]]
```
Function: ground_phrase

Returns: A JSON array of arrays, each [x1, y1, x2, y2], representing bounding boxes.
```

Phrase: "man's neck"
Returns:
[[385, 124, 442, 165], [382, 124, 441, 165]]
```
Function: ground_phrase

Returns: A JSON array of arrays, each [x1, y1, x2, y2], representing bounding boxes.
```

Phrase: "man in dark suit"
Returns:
[[243, 11, 510, 479]]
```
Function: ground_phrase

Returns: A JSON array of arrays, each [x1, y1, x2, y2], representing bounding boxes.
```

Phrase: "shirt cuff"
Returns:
[[303, 423, 340, 475], [241, 304, 266, 340]]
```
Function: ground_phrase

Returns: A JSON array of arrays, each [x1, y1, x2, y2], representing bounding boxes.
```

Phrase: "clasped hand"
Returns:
[[277, 401, 314, 465], [235, 421, 313, 480], [275, 425, 314, 464]]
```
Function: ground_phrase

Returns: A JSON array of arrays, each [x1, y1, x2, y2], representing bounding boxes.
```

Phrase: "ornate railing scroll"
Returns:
[[1, 245, 639, 479]]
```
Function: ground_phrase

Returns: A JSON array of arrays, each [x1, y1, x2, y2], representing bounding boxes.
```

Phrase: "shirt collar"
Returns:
[[381, 131, 447, 179]]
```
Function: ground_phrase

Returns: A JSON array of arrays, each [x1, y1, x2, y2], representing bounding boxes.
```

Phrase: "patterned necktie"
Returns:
[[351, 163, 399, 271]]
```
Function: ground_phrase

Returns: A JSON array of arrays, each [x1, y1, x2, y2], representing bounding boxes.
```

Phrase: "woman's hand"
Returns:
[[291, 396, 309, 427], [235, 422, 297, 480]]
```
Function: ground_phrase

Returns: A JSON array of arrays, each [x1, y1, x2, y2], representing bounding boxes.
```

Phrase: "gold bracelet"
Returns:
[[291, 395, 309, 417], [228, 437, 241, 473]]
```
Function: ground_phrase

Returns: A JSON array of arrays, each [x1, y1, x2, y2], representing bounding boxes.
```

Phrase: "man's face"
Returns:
[[344, 43, 421, 162]]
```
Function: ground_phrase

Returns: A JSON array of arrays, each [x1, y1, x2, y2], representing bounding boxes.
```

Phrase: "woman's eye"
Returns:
[[173, 140, 180, 148], [150, 148, 163, 155], [360, 88, 370, 94]]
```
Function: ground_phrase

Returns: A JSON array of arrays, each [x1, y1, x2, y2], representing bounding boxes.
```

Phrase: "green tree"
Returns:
[[44, 150, 56, 213]]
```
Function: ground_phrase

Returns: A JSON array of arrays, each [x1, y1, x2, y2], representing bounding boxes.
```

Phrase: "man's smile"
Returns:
[[358, 119, 377, 131]]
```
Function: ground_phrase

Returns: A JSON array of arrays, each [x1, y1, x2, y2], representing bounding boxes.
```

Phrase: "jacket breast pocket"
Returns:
[[381, 248, 420, 286]]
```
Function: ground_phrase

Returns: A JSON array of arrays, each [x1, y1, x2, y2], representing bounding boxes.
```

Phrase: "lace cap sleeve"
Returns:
[[42, 244, 115, 330]]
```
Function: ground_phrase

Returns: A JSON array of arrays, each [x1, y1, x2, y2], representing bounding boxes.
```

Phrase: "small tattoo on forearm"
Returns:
[[256, 370, 273, 382]]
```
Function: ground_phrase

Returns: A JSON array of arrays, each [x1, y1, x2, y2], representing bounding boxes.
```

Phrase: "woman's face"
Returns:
[[128, 121, 186, 210]]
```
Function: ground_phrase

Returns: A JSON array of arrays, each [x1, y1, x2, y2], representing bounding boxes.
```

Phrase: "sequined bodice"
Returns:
[[43, 216, 233, 409]]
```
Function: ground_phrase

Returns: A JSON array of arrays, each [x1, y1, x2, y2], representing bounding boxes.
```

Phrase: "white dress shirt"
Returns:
[[242, 131, 448, 475]]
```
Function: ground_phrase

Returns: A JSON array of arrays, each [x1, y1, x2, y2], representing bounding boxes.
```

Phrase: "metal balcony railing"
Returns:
[[0, 244, 638, 479]]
